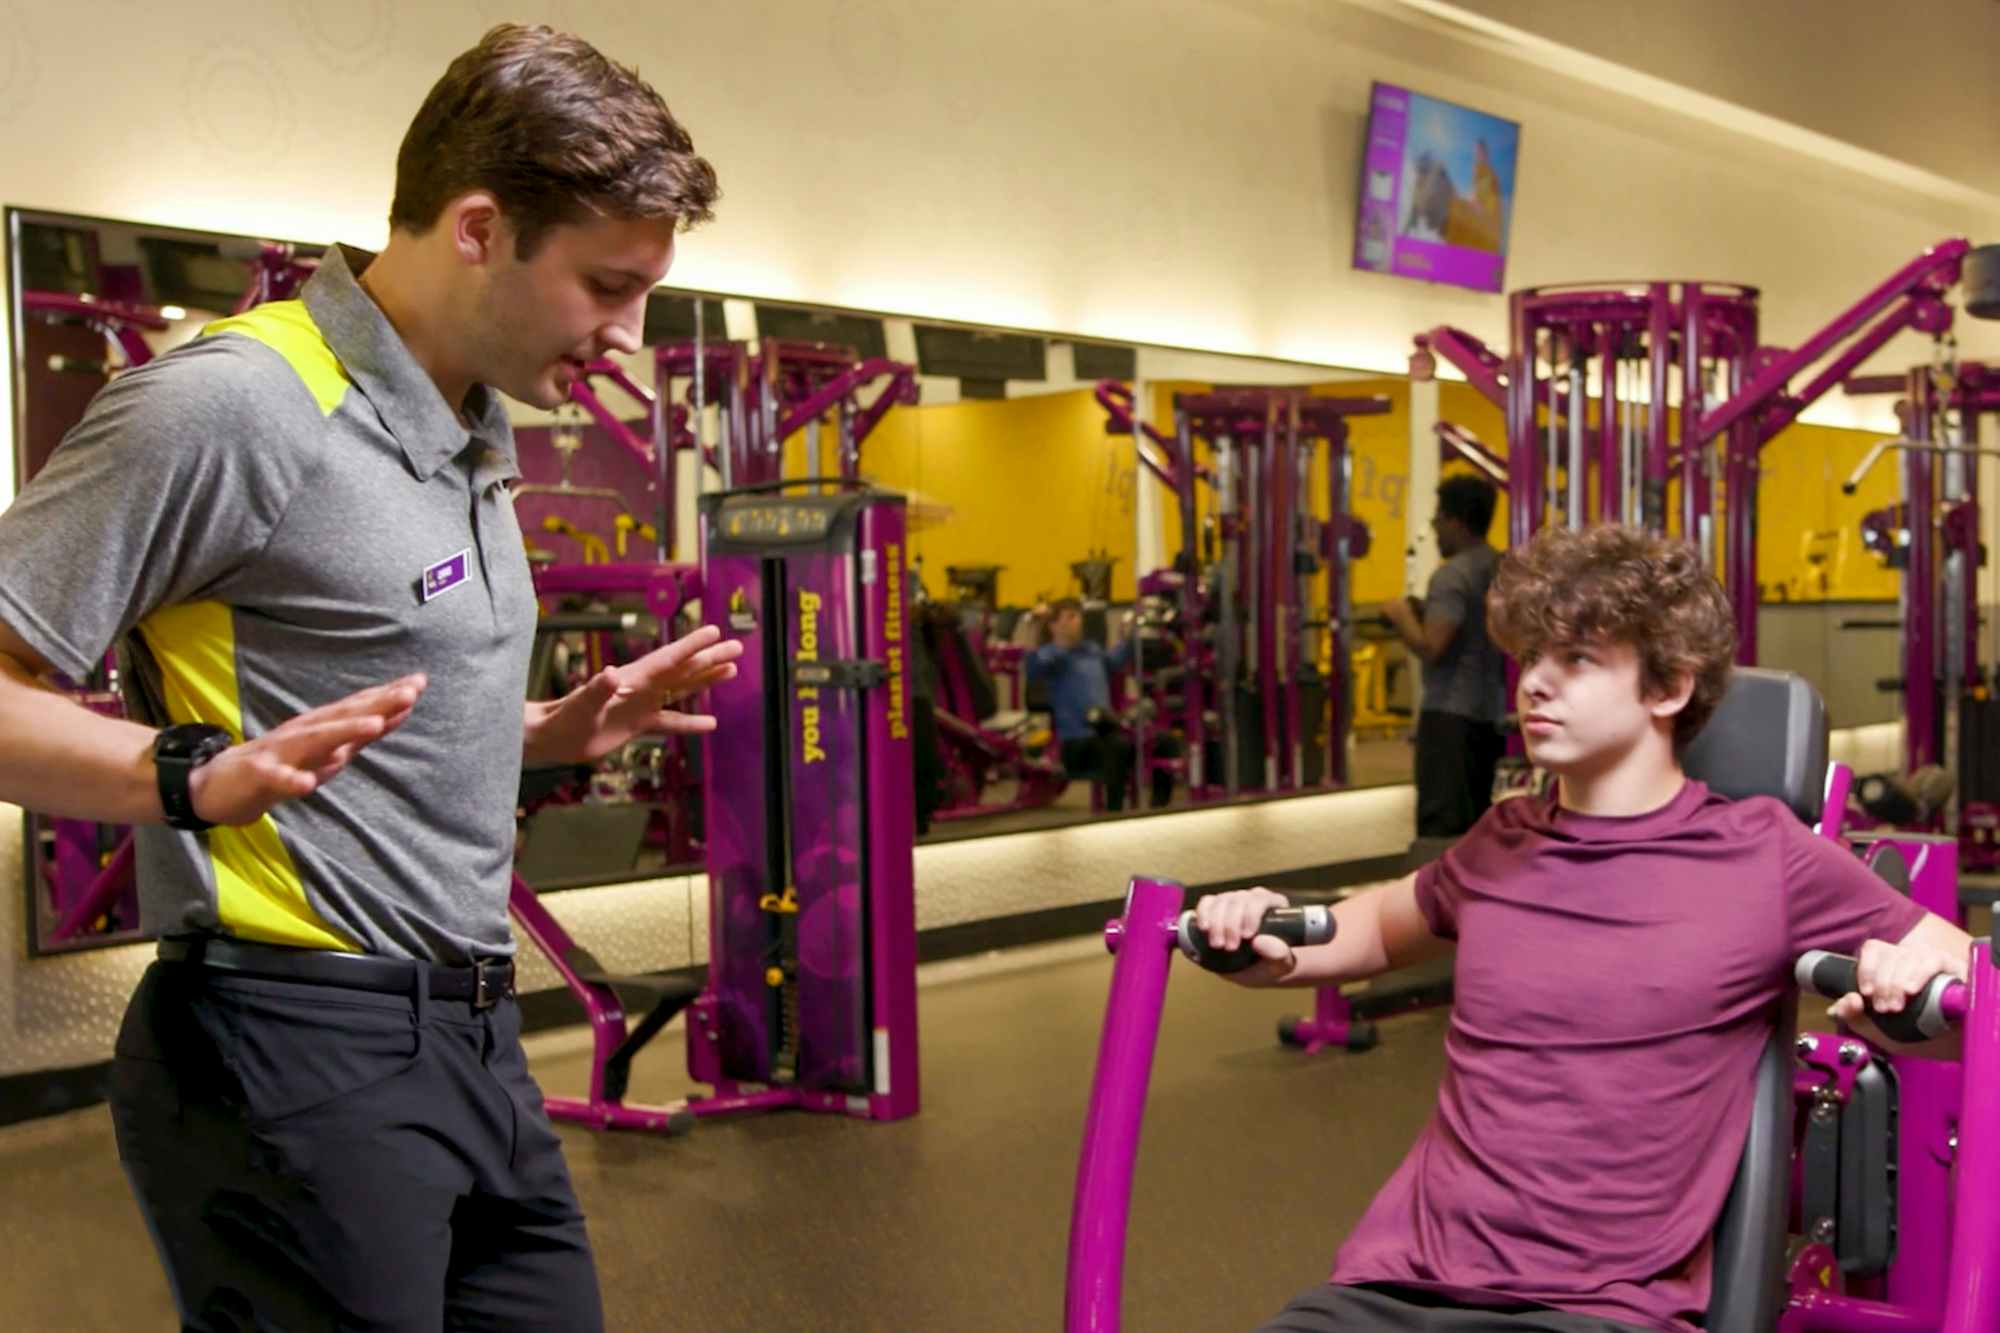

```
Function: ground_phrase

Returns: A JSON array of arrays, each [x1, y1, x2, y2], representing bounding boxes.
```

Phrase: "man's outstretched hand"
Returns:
[[188, 674, 428, 826], [524, 624, 743, 767]]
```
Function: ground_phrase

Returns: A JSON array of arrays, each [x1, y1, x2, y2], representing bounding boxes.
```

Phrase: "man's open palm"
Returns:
[[528, 624, 743, 766]]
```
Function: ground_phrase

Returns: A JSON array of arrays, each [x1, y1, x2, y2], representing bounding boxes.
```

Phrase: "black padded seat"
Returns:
[[1682, 666, 1829, 828]]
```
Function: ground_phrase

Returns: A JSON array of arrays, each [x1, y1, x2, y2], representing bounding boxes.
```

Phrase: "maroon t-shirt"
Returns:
[[1329, 780, 1927, 1331]]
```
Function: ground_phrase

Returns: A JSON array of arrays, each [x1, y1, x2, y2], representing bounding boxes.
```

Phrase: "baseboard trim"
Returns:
[[0, 1060, 111, 1129]]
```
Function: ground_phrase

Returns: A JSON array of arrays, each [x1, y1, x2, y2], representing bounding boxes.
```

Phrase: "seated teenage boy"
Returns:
[[1194, 525, 1971, 1333]]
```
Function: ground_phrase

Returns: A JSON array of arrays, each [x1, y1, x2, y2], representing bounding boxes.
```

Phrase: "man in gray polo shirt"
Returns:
[[1383, 475, 1506, 838], [0, 26, 729, 1332]]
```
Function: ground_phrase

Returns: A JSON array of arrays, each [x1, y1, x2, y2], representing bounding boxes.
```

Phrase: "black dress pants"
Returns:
[[1414, 710, 1505, 838], [110, 960, 603, 1333]]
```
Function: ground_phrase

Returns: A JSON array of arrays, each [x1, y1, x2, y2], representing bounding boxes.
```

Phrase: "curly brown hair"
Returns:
[[1487, 525, 1736, 750], [391, 24, 719, 258]]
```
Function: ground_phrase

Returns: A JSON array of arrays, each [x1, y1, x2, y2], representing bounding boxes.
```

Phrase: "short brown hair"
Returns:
[[1487, 525, 1736, 750], [390, 25, 719, 257]]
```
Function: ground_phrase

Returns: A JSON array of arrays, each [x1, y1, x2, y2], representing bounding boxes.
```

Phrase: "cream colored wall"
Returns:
[[3, 0, 1996, 516], [1425, 0, 2000, 198], [3, 0, 1996, 1078]]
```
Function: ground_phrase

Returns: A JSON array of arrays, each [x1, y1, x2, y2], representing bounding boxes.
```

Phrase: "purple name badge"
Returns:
[[421, 549, 472, 603]]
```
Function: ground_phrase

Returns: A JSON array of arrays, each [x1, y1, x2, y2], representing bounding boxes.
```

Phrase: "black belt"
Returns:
[[158, 936, 515, 1010]]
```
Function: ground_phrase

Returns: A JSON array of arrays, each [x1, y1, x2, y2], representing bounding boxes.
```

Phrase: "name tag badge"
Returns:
[[422, 549, 472, 603]]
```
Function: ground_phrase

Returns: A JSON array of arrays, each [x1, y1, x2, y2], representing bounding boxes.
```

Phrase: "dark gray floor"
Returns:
[[0, 941, 1447, 1331]]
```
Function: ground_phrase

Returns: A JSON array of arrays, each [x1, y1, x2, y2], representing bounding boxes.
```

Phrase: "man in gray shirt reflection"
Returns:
[[1382, 475, 1506, 837]]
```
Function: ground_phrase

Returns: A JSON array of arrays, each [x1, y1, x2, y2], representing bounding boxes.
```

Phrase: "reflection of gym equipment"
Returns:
[[1413, 239, 1999, 666], [23, 290, 167, 380], [222, 239, 317, 313], [1841, 340, 2000, 871], [511, 388, 706, 870], [1070, 552, 1118, 602], [916, 601, 1068, 822], [657, 336, 917, 490], [1768, 526, 1864, 603], [540, 514, 610, 566], [1096, 381, 1382, 801], [519, 563, 707, 875], [921, 570, 1127, 824], [1068, 670, 1990, 1330], [35, 671, 139, 953], [1347, 610, 1413, 739], [524, 361, 682, 564], [941, 565, 1008, 664], [1067, 553, 1125, 684], [945, 564, 1003, 609], [30, 241, 321, 954]]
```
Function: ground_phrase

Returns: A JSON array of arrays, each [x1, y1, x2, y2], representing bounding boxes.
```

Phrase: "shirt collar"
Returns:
[[303, 244, 517, 483]]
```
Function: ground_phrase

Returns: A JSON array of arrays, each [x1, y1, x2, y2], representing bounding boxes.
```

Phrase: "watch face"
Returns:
[[158, 723, 232, 762]]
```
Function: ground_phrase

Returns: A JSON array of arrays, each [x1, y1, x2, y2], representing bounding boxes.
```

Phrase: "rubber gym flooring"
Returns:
[[4, 895, 1961, 1332], [0, 933, 1454, 1331]]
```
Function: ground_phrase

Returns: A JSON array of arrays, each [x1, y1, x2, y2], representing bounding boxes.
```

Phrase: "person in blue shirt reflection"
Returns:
[[1026, 598, 1170, 812]]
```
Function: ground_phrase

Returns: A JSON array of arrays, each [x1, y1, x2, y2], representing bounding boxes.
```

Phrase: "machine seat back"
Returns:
[[1681, 669, 1829, 1331]]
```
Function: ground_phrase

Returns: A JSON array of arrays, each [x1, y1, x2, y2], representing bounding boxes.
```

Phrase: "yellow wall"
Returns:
[[853, 375, 1902, 613], [1426, 384, 1901, 601], [1313, 378, 1419, 606], [853, 388, 1139, 605], [1758, 421, 1900, 601]]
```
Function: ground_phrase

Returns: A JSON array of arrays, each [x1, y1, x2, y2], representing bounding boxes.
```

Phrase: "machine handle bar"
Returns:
[[1795, 949, 1965, 1042], [1175, 906, 1334, 974]]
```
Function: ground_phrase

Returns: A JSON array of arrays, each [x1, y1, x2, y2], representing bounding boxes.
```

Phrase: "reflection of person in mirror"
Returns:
[[1381, 475, 1506, 837], [1027, 598, 1172, 811], [1401, 139, 1504, 253], [0, 25, 730, 1333]]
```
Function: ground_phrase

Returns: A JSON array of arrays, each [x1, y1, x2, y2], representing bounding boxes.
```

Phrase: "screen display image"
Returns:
[[1354, 81, 1521, 294]]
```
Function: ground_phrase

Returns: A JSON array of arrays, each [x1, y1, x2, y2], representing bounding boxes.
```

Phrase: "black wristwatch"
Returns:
[[154, 723, 232, 832]]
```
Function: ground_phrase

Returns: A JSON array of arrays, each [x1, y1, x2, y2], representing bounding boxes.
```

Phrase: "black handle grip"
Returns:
[[1794, 950, 1954, 1042], [1177, 906, 1335, 974]]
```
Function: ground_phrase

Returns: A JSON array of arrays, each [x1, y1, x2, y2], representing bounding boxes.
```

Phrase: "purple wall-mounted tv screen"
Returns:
[[1354, 81, 1521, 295]]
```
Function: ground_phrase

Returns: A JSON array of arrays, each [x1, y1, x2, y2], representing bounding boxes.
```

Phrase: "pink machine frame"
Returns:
[[1414, 239, 1978, 665], [1067, 785, 2000, 1330], [1841, 361, 2000, 873]]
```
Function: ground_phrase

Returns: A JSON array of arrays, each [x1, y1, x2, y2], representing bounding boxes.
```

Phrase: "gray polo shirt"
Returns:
[[0, 245, 536, 963], [1419, 541, 1506, 724]]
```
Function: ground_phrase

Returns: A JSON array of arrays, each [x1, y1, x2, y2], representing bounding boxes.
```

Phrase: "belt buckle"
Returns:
[[472, 959, 506, 1011]]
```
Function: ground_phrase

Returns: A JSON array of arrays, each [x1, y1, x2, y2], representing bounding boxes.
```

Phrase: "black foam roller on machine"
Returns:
[[1966, 244, 2000, 320]]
